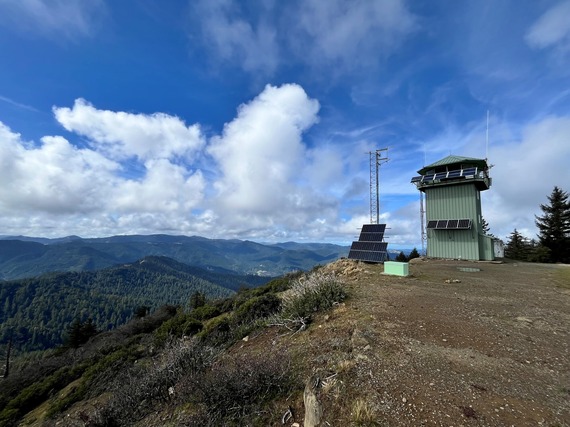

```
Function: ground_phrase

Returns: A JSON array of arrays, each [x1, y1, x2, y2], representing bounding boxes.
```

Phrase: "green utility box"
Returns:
[[383, 261, 409, 277]]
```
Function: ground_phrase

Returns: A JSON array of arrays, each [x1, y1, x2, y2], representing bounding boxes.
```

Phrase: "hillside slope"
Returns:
[[3, 259, 569, 426], [0, 256, 268, 352]]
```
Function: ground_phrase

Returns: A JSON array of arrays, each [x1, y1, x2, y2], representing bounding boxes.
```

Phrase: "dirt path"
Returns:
[[282, 259, 570, 426]]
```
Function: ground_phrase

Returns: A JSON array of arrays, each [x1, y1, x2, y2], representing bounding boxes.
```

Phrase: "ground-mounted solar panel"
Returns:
[[347, 223, 389, 263], [347, 250, 388, 263], [350, 241, 388, 252], [361, 224, 386, 233]]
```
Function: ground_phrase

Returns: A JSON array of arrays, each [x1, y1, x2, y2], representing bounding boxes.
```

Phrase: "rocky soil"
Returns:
[[249, 258, 570, 426]]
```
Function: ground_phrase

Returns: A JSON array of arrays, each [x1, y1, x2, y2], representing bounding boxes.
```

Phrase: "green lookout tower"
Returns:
[[411, 155, 495, 261]]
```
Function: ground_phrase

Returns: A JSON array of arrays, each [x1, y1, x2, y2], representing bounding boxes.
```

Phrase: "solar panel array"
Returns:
[[410, 167, 478, 185], [426, 219, 472, 230], [348, 224, 388, 263]]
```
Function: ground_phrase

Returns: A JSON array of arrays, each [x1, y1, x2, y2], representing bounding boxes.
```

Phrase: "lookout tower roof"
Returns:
[[417, 155, 489, 175]]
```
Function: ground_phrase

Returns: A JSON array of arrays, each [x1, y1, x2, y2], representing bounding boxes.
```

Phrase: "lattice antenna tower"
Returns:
[[419, 192, 427, 255], [369, 148, 389, 224]]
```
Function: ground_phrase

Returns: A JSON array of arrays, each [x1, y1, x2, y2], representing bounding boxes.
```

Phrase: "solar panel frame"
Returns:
[[446, 219, 459, 229], [461, 167, 477, 177], [457, 219, 472, 229], [361, 224, 386, 233], [434, 172, 447, 180], [426, 220, 438, 229]]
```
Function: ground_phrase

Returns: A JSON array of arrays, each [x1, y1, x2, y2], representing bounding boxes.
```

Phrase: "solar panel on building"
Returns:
[[426, 220, 438, 229]]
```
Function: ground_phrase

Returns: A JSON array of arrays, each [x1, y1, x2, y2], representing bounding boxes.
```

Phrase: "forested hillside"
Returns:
[[0, 256, 268, 353], [0, 234, 348, 280]]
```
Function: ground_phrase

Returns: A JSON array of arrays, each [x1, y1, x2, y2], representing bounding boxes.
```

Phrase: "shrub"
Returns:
[[154, 314, 203, 346], [282, 272, 346, 320], [232, 294, 281, 325], [190, 304, 221, 321], [191, 351, 295, 424]]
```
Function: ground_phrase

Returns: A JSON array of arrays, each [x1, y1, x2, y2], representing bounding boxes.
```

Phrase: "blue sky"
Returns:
[[0, 0, 569, 246]]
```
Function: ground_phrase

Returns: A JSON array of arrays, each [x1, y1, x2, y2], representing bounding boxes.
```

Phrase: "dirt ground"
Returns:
[[260, 258, 570, 426]]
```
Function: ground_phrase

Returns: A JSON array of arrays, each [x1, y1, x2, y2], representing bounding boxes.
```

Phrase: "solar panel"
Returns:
[[426, 218, 472, 230], [457, 219, 472, 229], [446, 170, 461, 179], [447, 219, 459, 229], [347, 223, 389, 263], [436, 220, 448, 229], [361, 224, 386, 233], [434, 172, 447, 180], [422, 174, 436, 182], [462, 167, 477, 177], [350, 241, 388, 252], [411, 176, 422, 183], [347, 250, 388, 263]]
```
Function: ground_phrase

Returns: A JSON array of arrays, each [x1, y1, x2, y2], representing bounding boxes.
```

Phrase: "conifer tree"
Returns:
[[408, 247, 420, 260], [505, 229, 530, 261], [535, 186, 570, 263]]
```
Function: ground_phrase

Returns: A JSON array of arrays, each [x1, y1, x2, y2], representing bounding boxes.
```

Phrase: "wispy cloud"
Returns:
[[0, 0, 106, 39], [0, 95, 40, 112], [525, 0, 570, 50]]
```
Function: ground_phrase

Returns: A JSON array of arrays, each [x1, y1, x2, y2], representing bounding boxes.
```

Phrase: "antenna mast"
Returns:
[[369, 148, 389, 224], [485, 110, 489, 160]]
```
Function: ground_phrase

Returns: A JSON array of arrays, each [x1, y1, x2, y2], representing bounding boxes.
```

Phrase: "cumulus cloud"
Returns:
[[54, 99, 205, 162], [525, 0, 570, 50], [207, 84, 330, 224], [0, 0, 106, 39], [484, 116, 570, 240], [0, 123, 118, 214]]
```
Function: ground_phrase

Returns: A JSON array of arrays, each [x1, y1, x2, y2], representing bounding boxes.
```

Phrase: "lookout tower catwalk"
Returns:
[[410, 155, 495, 261]]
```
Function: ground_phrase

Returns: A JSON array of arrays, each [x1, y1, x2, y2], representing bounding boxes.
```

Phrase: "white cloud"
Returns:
[[0, 0, 106, 39], [112, 159, 205, 213], [207, 84, 326, 222], [525, 1, 570, 50], [54, 99, 205, 162], [484, 116, 570, 240], [0, 123, 118, 214]]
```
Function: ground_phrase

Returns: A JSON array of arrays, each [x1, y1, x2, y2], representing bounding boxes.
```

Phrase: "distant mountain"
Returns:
[[0, 255, 267, 353], [0, 234, 349, 280]]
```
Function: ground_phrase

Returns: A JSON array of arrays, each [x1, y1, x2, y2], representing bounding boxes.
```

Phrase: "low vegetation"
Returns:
[[0, 267, 347, 427]]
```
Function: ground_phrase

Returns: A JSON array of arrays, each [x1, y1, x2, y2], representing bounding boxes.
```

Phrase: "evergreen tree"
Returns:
[[535, 186, 570, 263], [395, 251, 408, 262], [505, 229, 531, 261], [481, 217, 491, 234], [65, 318, 98, 348], [189, 291, 207, 310], [408, 248, 420, 260]]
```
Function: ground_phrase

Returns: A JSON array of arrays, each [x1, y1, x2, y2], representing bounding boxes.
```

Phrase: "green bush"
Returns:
[[190, 304, 221, 321], [232, 294, 281, 325], [154, 314, 203, 346], [282, 272, 346, 320]]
